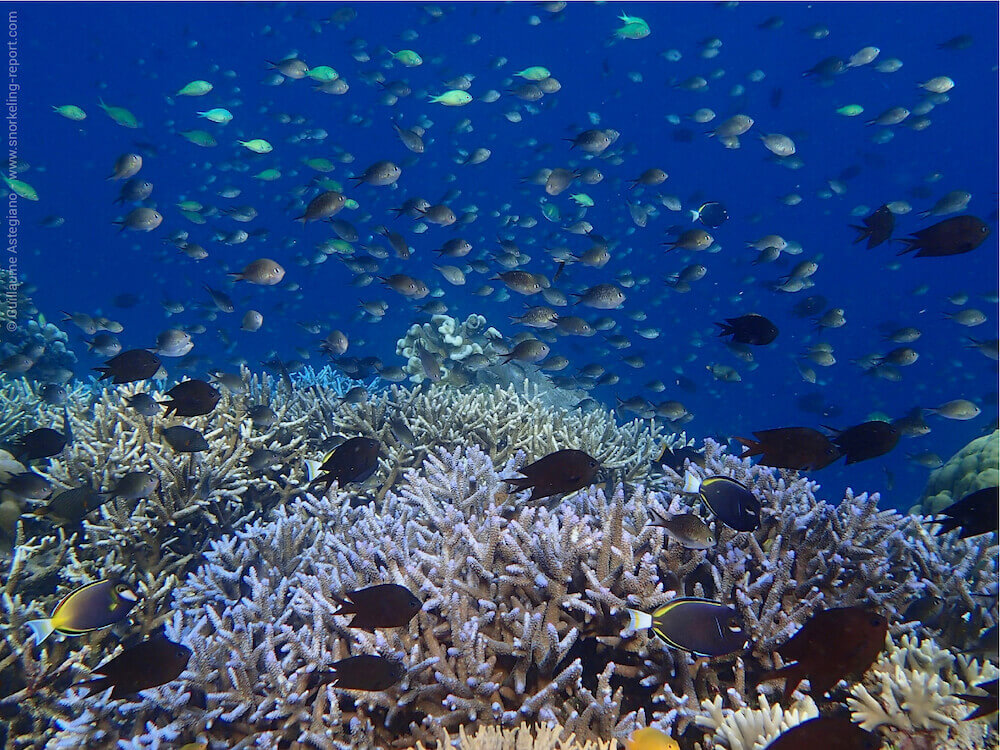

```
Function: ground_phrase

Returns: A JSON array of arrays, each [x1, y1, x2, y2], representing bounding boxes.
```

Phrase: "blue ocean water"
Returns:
[[9, 1, 999, 511]]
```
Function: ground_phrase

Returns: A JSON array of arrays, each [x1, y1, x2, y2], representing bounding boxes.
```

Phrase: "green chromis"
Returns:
[[196, 107, 233, 124], [52, 104, 86, 120], [98, 99, 140, 128], [429, 90, 472, 106], [391, 49, 423, 67], [176, 79, 213, 96], [27, 579, 138, 644], [305, 65, 339, 82], [239, 139, 273, 154], [3, 176, 38, 201], [515, 66, 551, 81], [836, 104, 864, 117]]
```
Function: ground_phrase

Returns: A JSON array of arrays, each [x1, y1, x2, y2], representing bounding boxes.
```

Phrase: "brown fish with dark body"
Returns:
[[308, 654, 405, 691], [826, 421, 900, 464], [159, 379, 221, 417], [735, 427, 841, 471], [653, 444, 705, 474], [764, 607, 888, 699], [931, 486, 999, 539], [333, 583, 421, 631], [764, 715, 883, 750], [715, 314, 779, 345], [311, 436, 380, 489], [11, 427, 67, 462], [94, 349, 162, 384], [507, 449, 600, 502], [161, 425, 210, 453], [851, 204, 894, 249], [294, 190, 345, 223], [898, 215, 991, 257], [73, 634, 191, 698], [33, 486, 107, 525]]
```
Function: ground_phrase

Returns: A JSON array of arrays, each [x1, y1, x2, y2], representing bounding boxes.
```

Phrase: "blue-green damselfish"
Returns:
[[27, 579, 138, 645]]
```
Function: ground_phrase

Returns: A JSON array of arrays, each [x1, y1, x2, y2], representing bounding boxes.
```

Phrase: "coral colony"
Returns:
[[0, 316, 995, 749]]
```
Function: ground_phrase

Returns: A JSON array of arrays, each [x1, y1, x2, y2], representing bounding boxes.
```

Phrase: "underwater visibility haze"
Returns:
[[0, 2, 997, 749]]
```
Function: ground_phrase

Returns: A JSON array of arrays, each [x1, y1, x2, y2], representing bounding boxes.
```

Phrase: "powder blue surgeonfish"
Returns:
[[27, 579, 138, 644]]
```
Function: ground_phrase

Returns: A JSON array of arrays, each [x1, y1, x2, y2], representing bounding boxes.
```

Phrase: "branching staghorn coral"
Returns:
[[3, 360, 996, 750], [1, 366, 672, 743], [847, 633, 998, 750], [0, 367, 310, 747], [284, 379, 668, 489], [34, 439, 997, 749], [405, 721, 619, 750], [693, 693, 819, 750]]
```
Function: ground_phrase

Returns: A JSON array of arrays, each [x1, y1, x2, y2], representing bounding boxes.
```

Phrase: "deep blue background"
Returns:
[[8, 2, 999, 510]]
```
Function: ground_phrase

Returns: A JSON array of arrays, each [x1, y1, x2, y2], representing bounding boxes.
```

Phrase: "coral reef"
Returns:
[[396, 313, 503, 383], [405, 722, 619, 750], [19, 437, 994, 749], [693, 693, 819, 750], [915, 430, 998, 515], [847, 633, 998, 750], [285, 377, 667, 489], [0, 367, 995, 749], [0, 371, 669, 747], [0, 268, 78, 384]]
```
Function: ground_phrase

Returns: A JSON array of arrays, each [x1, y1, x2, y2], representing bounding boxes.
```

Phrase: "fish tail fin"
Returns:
[[303, 459, 323, 483], [624, 608, 652, 633], [26, 618, 55, 645], [733, 436, 761, 458], [714, 321, 734, 337], [682, 470, 701, 494], [895, 238, 918, 256]]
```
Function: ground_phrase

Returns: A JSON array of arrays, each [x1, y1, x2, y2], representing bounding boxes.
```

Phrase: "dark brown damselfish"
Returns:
[[507, 449, 600, 502], [735, 427, 841, 471], [764, 607, 887, 700]]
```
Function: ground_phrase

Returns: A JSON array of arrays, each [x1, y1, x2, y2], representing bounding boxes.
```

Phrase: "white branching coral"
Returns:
[[2, 368, 996, 749], [407, 721, 619, 750], [694, 691, 819, 750], [847, 633, 998, 749]]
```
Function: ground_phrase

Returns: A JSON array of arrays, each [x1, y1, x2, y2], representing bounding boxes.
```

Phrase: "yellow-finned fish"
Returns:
[[26, 579, 138, 644], [626, 727, 680, 750]]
